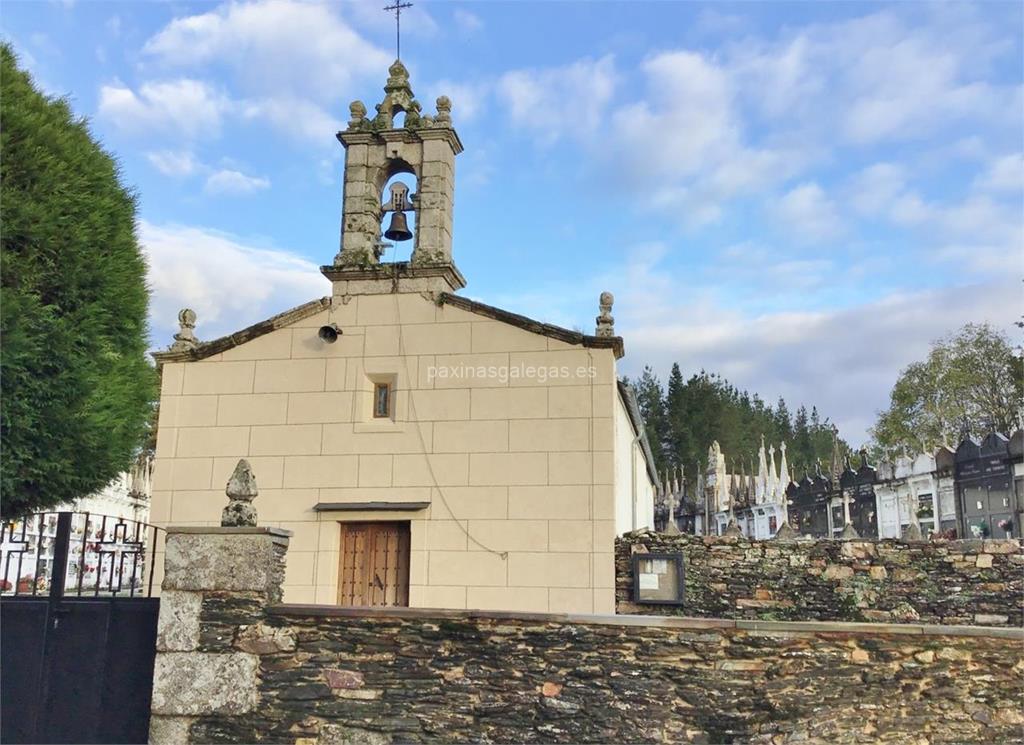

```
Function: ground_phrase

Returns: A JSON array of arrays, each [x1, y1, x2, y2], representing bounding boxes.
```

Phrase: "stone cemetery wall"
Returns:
[[616, 532, 1024, 627], [150, 525, 1024, 745]]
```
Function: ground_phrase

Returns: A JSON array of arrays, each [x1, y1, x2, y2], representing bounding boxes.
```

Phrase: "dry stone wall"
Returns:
[[616, 532, 1024, 627], [183, 606, 1021, 745], [150, 526, 1024, 745]]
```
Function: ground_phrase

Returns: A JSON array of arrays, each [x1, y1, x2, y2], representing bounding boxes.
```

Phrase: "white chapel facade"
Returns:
[[150, 61, 657, 615]]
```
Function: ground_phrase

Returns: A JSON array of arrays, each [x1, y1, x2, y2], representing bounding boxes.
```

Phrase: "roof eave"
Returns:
[[617, 380, 660, 486], [438, 292, 624, 359], [152, 296, 331, 365]]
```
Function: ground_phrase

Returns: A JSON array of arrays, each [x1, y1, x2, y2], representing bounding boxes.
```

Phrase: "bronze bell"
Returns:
[[384, 211, 413, 242]]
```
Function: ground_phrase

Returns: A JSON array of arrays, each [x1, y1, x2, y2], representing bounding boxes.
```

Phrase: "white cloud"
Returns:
[[453, 8, 483, 34], [888, 193, 932, 226], [425, 79, 487, 123], [146, 150, 199, 177], [594, 249, 1020, 446], [497, 55, 617, 144], [933, 244, 1022, 275], [847, 163, 907, 216], [204, 169, 270, 195], [713, 243, 834, 293], [238, 97, 344, 145], [843, 160, 1020, 278], [500, 6, 1019, 231], [29, 32, 61, 59], [838, 26, 1008, 144], [627, 281, 1020, 447], [974, 153, 1023, 192], [142, 0, 390, 100], [598, 50, 810, 227], [611, 51, 735, 180], [134, 1, 389, 147], [772, 182, 843, 242], [140, 220, 328, 344], [346, 0, 439, 40], [726, 9, 1019, 146], [98, 79, 228, 138]]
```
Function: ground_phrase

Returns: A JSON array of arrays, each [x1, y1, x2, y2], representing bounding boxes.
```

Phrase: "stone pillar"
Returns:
[[336, 134, 381, 267], [149, 524, 291, 744], [411, 128, 458, 266]]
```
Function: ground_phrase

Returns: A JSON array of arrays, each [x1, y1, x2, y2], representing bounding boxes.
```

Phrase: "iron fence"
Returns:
[[0, 512, 163, 598]]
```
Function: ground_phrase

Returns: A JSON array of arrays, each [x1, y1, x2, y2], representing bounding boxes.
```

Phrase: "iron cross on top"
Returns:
[[384, 1, 413, 59]]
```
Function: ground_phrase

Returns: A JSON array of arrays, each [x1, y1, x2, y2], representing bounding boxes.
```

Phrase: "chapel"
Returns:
[[149, 61, 658, 614]]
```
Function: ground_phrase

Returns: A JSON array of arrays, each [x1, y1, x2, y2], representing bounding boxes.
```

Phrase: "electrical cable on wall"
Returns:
[[393, 292, 508, 560]]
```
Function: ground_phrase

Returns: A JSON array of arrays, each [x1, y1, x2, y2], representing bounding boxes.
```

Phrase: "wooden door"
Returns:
[[337, 522, 410, 607]]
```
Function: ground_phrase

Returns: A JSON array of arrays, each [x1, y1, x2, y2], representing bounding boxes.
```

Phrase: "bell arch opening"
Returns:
[[378, 171, 418, 263]]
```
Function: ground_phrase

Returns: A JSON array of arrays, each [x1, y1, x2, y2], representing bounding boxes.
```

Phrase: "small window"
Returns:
[[373, 382, 391, 418]]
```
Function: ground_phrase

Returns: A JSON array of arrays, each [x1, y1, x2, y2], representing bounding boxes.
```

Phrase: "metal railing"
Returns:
[[0, 511, 164, 599]]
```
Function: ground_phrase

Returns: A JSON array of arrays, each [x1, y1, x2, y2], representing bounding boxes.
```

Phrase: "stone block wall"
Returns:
[[616, 532, 1024, 627], [150, 526, 1024, 745], [149, 526, 291, 743], [151, 291, 622, 614]]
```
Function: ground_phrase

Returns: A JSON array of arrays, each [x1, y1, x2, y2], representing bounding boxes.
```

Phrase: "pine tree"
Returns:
[[664, 364, 688, 469], [1, 45, 156, 517], [628, 363, 849, 485], [775, 397, 793, 444], [792, 405, 813, 476], [632, 366, 668, 474]]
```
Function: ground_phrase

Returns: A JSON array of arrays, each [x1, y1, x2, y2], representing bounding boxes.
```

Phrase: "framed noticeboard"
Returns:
[[632, 552, 684, 605]]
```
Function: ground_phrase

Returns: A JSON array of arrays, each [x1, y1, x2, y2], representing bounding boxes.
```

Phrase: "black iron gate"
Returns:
[[0, 511, 162, 744]]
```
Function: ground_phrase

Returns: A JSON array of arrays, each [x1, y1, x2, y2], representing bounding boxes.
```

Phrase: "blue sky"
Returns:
[[4, 0, 1022, 445]]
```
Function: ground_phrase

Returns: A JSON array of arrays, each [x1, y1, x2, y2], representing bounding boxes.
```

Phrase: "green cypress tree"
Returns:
[[1, 45, 155, 517]]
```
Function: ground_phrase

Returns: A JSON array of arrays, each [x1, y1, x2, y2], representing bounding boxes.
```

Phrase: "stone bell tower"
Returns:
[[322, 60, 465, 295]]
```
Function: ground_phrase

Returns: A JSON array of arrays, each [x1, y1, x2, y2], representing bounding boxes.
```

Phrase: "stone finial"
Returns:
[[169, 308, 199, 352], [595, 291, 615, 337], [902, 522, 924, 542], [371, 59, 422, 130], [348, 100, 367, 129], [840, 523, 861, 539], [222, 459, 259, 527], [435, 95, 452, 126], [773, 522, 799, 541], [387, 58, 410, 87], [723, 520, 744, 538]]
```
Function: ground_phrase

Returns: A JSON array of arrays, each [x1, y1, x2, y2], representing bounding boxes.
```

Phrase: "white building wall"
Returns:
[[613, 394, 635, 535], [632, 442, 655, 532]]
